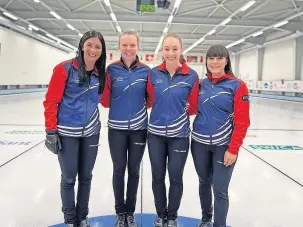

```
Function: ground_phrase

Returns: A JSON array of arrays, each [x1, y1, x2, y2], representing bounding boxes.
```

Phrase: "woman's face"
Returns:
[[82, 37, 102, 63], [207, 56, 227, 76], [161, 37, 182, 65], [119, 34, 138, 62]]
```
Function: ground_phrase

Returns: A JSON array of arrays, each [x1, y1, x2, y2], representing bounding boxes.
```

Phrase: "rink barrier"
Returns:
[[249, 91, 303, 103], [0, 84, 47, 95]]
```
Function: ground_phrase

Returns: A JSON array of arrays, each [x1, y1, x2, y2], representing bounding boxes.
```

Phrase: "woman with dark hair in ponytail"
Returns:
[[190, 44, 250, 227], [43, 30, 107, 227]]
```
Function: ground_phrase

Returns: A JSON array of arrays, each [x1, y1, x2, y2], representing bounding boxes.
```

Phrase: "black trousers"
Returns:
[[58, 134, 99, 224], [191, 140, 236, 227], [108, 128, 147, 214], [147, 133, 189, 221]]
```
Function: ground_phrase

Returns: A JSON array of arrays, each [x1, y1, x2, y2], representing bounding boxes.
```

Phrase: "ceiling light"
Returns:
[[116, 25, 121, 32], [273, 20, 288, 28], [104, 0, 110, 6], [29, 24, 39, 31], [252, 31, 263, 37], [207, 29, 216, 35], [3, 12, 18, 20], [50, 11, 61, 19], [226, 38, 245, 48], [67, 24, 75, 30], [221, 18, 231, 25], [110, 13, 117, 21], [240, 1, 256, 12]]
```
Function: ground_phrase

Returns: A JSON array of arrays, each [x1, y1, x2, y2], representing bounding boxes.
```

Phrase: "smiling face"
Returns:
[[119, 34, 138, 63], [206, 56, 227, 77], [82, 37, 102, 64], [161, 36, 183, 65], [206, 44, 231, 78]]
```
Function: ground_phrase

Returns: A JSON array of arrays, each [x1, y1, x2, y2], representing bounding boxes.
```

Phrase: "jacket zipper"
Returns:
[[82, 75, 91, 136], [128, 68, 132, 130]]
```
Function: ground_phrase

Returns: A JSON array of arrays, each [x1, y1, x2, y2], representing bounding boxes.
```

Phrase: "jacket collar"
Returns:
[[157, 60, 189, 75]]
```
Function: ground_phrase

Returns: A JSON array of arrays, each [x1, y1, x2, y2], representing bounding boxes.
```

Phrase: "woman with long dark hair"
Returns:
[[191, 44, 250, 227], [43, 30, 107, 227]]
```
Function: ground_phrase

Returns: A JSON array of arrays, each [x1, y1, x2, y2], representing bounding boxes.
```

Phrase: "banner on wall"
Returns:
[[107, 52, 204, 64], [247, 80, 303, 93]]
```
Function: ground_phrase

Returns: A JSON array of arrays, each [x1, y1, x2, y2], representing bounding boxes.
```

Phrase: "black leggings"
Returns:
[[147, 133, 189, 221], [108, 128, 147, 214], [58, 134, 99, 224]]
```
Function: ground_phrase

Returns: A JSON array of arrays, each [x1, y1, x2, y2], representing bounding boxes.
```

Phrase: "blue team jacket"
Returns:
[[100, 57, 151, 130], [147, 61, 199, 138]]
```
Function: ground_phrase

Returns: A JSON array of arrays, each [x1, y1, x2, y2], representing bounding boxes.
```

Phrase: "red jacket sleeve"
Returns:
[[228, 83, 250, 155], [187, 76, 199, 116], [100, 71, 111, 108], [146, 73, 154, 109], [43, 63, 68, 130]]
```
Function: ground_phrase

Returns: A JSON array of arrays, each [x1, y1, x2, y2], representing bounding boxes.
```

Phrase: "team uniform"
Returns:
[[191, 73, 250, 227], [146, 61, 199, 224], [100, 57, 150, 224], [43, 59, 101, 224]]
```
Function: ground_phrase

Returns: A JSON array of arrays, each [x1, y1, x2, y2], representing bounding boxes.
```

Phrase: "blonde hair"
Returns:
[[119, 29, 140, 46], [162, 32, 183, 48]]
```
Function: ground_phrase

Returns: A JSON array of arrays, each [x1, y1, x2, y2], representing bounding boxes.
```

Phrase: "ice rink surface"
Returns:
[[0, 93, 302, 227]]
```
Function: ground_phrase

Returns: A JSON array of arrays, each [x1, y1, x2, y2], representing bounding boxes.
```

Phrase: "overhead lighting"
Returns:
[[110, 13, 117, 21], [174, 0, 182, 8], [67, 24, 75, 30], [240, 1, 256, 12], [46, 33, 59, 41], [37, 34, 56, 43], [16, 25, 26, 30], [167, 15, 173, 23], [221, 17, 232, 26], [116, 25, 122, 32], [29, 24, 39, 31], [207, 29, 216, 35], [226, 38, 245, 48], [252, 31, 263, 37], [0, 15, 10, 22], [183, 37, 205, 54], [33, 0, 40, 2], [50, 11, 61, 19], [273, 20, 288, 28], [3, 12, 18, 20], [78, 33, 83, 37], [104, 0, 110, 6], [163, 26, 169, 33]]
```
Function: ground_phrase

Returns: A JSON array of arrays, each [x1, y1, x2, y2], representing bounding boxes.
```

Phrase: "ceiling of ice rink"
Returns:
[[0, 0, 303, 54]]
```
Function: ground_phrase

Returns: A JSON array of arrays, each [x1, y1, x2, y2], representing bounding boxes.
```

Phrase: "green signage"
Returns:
[[249, 145, 303, 150], [139, 4, 155, 12]]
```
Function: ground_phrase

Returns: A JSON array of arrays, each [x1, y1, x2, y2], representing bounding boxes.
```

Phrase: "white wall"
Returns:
[[0, 26, 69, 85], [262, 39, 295, 81], [239, 49, 257, 81]]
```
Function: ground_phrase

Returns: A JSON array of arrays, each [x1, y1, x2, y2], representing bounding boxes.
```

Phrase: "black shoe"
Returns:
[[197, 217, 212, 227], [126, 213, 138, 227], [154, 216, 166, 227], [167, 220, 177, 227], [78, 218, 90, 227], [115, 213, 126, 227]]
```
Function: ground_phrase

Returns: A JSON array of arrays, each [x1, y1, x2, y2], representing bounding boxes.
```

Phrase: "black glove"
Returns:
[[45, 130, 62, 154]]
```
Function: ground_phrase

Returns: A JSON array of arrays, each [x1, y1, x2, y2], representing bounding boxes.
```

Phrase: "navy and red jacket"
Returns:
[[147, 61, 199, 138], [191, 73, 250, 154], [43, 58, 102, 137], [100, 57, 150, 130]]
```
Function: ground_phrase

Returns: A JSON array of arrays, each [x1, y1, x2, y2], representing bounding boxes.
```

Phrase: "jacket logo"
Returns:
[[199, 90, 204, 95], [116, 77, 124, 82], [242, 95, 249, 101], [155, 79, 163, 84]]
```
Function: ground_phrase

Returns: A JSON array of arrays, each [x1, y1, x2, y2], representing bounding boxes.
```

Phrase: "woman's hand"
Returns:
[[224, 151, 237, 167]]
